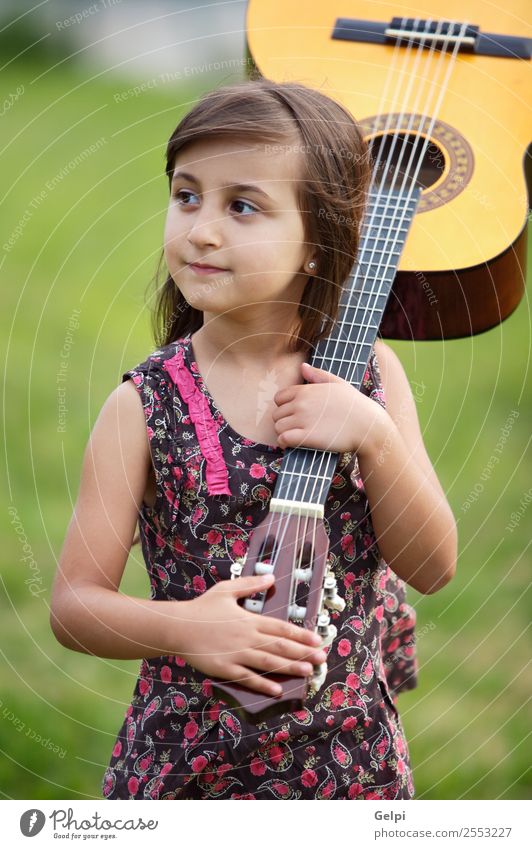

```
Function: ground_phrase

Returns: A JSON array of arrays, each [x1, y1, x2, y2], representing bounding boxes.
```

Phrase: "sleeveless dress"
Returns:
[[102, 334, 417, 800]]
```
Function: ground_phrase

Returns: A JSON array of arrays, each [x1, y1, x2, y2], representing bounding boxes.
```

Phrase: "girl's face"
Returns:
[[164, 136, 314, 326]]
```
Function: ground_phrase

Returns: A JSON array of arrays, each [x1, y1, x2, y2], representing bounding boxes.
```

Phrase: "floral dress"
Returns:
[[102, 334, 417, 800]]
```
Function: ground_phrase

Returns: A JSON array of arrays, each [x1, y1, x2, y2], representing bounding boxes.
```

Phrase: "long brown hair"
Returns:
[[149, 78, 370, 352]]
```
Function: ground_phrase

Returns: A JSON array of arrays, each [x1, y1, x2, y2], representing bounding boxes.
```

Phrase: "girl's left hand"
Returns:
[[272, 361, 389, 456]]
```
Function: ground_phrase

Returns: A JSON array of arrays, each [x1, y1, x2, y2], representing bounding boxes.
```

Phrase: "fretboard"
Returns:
[[272, 187, 421, 512]]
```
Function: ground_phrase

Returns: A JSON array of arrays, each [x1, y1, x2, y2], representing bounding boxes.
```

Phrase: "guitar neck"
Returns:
[[272, 187, 421, 513]]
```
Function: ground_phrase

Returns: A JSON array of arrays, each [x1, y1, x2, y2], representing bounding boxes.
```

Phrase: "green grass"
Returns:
[[1, 60, 531, 800]]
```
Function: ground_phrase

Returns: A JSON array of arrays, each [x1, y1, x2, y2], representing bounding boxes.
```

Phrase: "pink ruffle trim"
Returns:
[[163, 349, 231, 496]]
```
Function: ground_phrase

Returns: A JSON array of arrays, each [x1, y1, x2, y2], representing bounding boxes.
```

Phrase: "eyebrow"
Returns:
[[171, 170, 274, 202]]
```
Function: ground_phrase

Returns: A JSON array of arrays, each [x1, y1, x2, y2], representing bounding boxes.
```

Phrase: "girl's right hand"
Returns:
[[173, 573, 327, 697]]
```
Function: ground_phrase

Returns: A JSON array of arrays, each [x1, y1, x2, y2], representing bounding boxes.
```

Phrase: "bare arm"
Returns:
[[50, 379, 326, 695], [357, 340, 458, 594], [50, 379, 182, 658], [273, 344, 457, 595]]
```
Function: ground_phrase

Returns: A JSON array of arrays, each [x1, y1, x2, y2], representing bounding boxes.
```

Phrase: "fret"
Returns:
[[341, 286, 388, 309], [275, 477, 333, 505], [367, 198, 419, 213], [326, 301, 385, 321], [361, 231, 411, 244], [318, 349, 375, 367], [277, 452, 337, 482], [318, 337, 375, 354], [280, 467, 333, 479], [361, 219, 410, 228], [358, 263, 399, 277], [363, 206, 416, 218], [361, 241, 403, 255], [368, 191, 420, 206], [315, 352, 375, 369], [361, 224, 410, 237], [272, 187, 421, 507], [363, 205, 416, 217]]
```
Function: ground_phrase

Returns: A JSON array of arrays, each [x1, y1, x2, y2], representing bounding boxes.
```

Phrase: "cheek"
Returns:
[[163, 220, 185, 273], [242, 225, 305, 273]]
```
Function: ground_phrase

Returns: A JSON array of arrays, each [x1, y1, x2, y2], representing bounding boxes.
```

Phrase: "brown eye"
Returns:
[[174, 189, 198, 205], [231, 199, 258, 216]]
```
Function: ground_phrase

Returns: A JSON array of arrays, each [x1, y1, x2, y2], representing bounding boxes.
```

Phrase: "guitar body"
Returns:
[[246, 0, 532, 339]]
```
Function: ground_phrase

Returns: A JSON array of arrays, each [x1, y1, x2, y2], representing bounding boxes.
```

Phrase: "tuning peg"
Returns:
[[317, 612, 337, 649], [308, 662, 328, 695], [288, 604, 307, 622], [230, 557, 246, 580], [254, 560, 274, 576], [323, 573, 346, 612], [243, 597, 265, 613], [294, 566, 312, 583]]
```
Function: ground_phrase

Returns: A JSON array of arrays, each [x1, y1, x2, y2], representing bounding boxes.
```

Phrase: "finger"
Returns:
[[245, 650, 315, 678], [248, 637, 326, 667], [229, 573, 274, 598], [271, 402, 295, 423], [274, 414, 300, 434], [301, 362, 346, 385], [277, 428, 306, 448], [260, 617, 323, 647], [273, 387, 297, 406], [221, 664, 283, 697]]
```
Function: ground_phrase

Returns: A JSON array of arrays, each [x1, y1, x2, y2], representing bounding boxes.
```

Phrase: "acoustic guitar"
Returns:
[[212, 1, 531, 717], [245, 0, 532, 340]]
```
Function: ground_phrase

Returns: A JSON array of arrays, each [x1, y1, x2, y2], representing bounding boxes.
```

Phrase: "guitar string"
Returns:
[[316, 16, 445, 378], [254, 17, 438, 636], [282, 21, 465, 596], [287, 22, 467, 642], [337, 17, 468, 389], [258, 18, 413, 576], [271, 16, 421, 637], [367, 20, 463, 231], [295, 15, 418, 498], [368, 18, 421, 197], [276, 16, 434, 523], [253, 17, 423, 636], [366, 14, 428, 208], [363, 17, 445, 225], [247, 20, 467, 672], [299, 18, 465, 495], [267, 15, 434, 545]]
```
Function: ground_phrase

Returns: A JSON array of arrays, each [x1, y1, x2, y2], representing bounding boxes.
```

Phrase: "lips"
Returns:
[[188, 261, 227, 272]]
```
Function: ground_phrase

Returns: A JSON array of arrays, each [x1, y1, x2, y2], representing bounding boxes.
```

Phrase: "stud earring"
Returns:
[[308, 261, 316, 271]]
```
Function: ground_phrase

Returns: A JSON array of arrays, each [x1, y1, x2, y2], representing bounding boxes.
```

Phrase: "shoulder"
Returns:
[[122, 339, 185, 382], [372, 339, 412, 403], [81, 381, 152, 515], [371, 338, 418, 430], [94, 379, 150, 453], [373, 338, 404, 379]]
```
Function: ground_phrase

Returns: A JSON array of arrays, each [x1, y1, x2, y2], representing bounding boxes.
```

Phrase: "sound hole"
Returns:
[[368, 132, 445, 190]]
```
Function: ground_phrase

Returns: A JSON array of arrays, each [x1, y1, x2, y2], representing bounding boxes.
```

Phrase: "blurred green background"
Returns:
[[1, 10, 531, 801]]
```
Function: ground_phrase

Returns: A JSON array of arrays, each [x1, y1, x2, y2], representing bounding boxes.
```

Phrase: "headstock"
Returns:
[[212, 504, 345, 718]]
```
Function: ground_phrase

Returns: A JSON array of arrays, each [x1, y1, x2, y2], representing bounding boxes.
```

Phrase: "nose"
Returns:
[[186, 203, 222, 250]]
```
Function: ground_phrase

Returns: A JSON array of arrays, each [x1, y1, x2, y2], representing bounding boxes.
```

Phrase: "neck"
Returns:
[[193, 305, 305, 369]]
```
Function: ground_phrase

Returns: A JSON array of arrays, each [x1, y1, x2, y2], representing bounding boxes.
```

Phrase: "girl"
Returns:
[[50, 79, 457, 800]]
